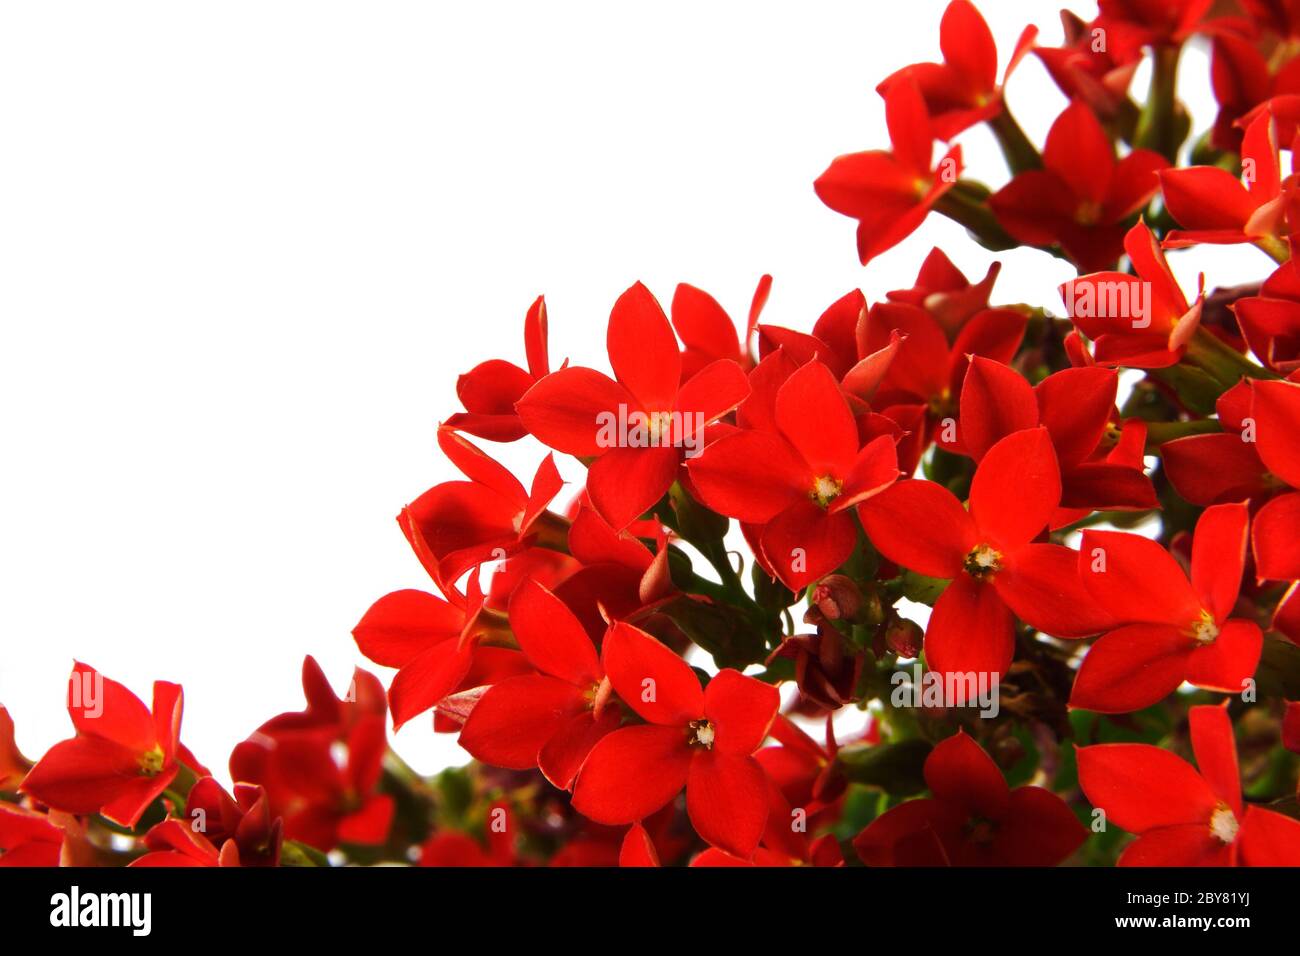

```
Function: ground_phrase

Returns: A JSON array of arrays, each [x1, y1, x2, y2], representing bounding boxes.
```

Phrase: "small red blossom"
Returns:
[[20, 663, 205, 829], [815, 81, 962, 266], [1071, 502, 1264, 713], [859, 428, 1114, 687], [1061, 220, 1205, 368], [571, 622, 779, 858], [516, 282, 750, 530], [1078, 703, 1300, 865], [854, 731, 1086, 866], [991, 101, 1167, 271], [876, 0, 1037, 140], [688, 360, 900, 591]]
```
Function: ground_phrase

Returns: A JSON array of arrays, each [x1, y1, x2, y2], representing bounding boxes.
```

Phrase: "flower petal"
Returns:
[[969, 427, 1061, 549], [859, 479, 975, 579], [1069, 623, 1191, 714], [571, 724, 692, 825], [1077, 530, 1201, 626], [686, 750, 769, 858], [1076, 742, 1217, 832], [607, 282, 681, 412], [703, 669, 780, 756], [601, 622, 704, 726], [925, 575, 1015, 686]]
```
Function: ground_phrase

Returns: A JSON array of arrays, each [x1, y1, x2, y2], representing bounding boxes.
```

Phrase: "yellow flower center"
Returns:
[[811, 475, 843, 508], [688, 718, 716, 749], [138, 745, 166, 777], [963, 543, 1003, 581], [1190, 609, 1219, 645], [1210, 803, 1239, 844]]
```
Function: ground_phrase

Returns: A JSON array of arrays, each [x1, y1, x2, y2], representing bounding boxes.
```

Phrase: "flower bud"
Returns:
[[884, 618, 923, 659]]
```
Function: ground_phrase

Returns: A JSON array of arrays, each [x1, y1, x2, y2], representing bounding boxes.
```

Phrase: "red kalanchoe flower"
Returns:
[[353, 573, 530, 730], [815, 81, 962, 266], [1160, 111, 1286, 251], [1071, 502, 1263, 713], [688, 360, 900, 591], [1234, 259, 1300, 374], [853, 730, 1086, 866], [458, 579, 621, 790], [20, 663, 205, 828], [444, 295, 551, 442], [516, 281, 750, 531], [884, 247, 1001, 338], [1096, 0, 1215, 61], [1061, 220, 1204, 368], [1078, 702, 1300, 865], [133, 778, 282, 867], [229, 711, 394, 852], [1161, 380, 1274, 505], [401, 427, 564, 590], [670, 275, 770, 381], [859, 428, 1114, 687], [876, 0, 1037, 140], [990, 101, 1167, 271], [1035, 11, 1142, 124], [571, 622, 779, 858], [955, 357, 1157, 521]]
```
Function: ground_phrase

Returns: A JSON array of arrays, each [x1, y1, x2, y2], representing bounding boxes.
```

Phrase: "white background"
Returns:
[[0, 1, 1268, 780]]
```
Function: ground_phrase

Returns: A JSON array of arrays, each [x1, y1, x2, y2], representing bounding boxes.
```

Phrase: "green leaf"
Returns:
[[281, 840, 331, 867], [837, 738, 932, 796]]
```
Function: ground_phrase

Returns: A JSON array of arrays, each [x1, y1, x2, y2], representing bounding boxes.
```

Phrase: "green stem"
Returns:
[[1184, 326, 1275, 386], [1134, 44, 1183, 163], [987, 106, 1041, 175], [932, 184, 1018, 251], [1141, 418, 1222, 447]]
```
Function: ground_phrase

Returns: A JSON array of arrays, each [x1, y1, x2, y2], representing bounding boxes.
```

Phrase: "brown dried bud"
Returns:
[[810, 575, 863, 622], [884, 618, 924, 659]]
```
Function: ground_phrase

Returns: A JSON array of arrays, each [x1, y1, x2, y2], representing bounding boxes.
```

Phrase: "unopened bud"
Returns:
[[884, 618, 923, 659], [811, 575, 863, 622]]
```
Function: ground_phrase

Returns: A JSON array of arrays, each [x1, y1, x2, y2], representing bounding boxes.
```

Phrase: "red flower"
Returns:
[[1096, 0, 1215, 61], [571, 622, 779, 858], [884, 246, 1001, 338], [20, 663, 204, 828], [516, 282, 750, 530], [1161, 380, 1274, 505], [876, 0, 1037, 140], [419, 800, 518, 867], [1060, 220, 1204, 368], [1078, 702, 1300, 865], [1035, 11, 1143, 124], [401, 427, 564, 591], [132, 779, 282, 867], [955, 357, 1156, 522], [1161, 111, 1286, 250], [815, 81, 962, 266], [229, 712, 393, 852], [353, 574, 529, 730], [670, 275, 770, 381], [1234, 260, 1300, 373], [859, 428, 1114, 686], [688, 360, 900, 591], [991, 101, 1167, 271], [444, 296, 550, 442], [458, 579, 620, 790], [1071, 502, 1263, 713], [853, 731, 1086, 866]]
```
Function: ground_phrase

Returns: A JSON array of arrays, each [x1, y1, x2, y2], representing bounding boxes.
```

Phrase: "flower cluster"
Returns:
[[4, 0, 1300, 868]]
